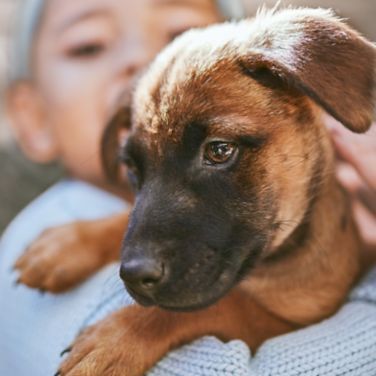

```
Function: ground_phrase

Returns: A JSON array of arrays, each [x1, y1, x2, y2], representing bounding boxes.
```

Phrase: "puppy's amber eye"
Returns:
[[204, 142, 238, 165]]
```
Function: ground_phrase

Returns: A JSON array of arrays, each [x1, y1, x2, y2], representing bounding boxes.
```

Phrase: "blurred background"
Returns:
[[0, 0, 375, 233]]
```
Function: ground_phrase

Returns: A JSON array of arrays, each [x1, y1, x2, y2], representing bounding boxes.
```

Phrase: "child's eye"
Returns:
[[66, 42, 106, 58]]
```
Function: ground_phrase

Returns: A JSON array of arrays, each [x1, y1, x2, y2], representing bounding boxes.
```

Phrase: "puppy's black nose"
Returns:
[[120, 258, 165, 296]]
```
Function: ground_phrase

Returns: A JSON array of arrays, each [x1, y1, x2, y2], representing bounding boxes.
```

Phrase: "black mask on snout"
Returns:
[[119, 127, 271, 311]]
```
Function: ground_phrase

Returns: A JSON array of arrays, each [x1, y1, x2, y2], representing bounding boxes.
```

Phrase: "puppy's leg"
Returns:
[[58, 289, 292, 376], [14, 211, 129, 293]]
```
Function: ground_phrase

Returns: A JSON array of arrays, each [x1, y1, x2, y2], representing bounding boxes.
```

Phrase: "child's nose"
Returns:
[[119, 51, 147, 77], [108, 45, 153, 112]]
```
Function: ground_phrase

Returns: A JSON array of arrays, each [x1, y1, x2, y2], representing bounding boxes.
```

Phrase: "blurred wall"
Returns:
[[244, 0, 376, 41], [0, 0, 14, 145]]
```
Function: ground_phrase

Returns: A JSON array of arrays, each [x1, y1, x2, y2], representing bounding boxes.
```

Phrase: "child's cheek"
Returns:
[[38, 61, 111, 182]]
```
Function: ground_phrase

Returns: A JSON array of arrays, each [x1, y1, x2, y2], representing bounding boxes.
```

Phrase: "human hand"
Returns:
[[327, 118, 376, 259]]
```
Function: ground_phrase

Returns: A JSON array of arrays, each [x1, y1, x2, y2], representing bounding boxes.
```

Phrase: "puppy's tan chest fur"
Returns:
[[242, 183, 361, 326]]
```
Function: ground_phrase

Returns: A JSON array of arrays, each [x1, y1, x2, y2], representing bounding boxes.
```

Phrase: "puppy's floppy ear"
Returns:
[[240, 8, 376, 133], [101, 106, 131, 183]]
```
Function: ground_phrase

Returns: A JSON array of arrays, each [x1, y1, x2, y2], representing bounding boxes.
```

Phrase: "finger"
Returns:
[[353, 200, 376, 249], [331, 125, 376, 191], [336, 163, 376, 215], [358, 187, 376, 216], [336, 163, 363, 194]]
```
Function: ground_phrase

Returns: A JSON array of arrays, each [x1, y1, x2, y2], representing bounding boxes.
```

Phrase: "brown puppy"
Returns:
[[16, 7, 376, 375]]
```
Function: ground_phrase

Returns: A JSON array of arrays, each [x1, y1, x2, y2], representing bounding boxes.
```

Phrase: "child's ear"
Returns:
[[6, 82, 59, 163]]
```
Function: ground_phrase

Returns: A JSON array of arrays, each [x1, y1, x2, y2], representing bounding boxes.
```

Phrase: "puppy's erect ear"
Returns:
[[240, 8, 376, 133]]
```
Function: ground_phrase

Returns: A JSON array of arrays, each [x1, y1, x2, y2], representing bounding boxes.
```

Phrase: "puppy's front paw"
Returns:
[[58, 309, 153, 376], [14, 223, 114, 293]]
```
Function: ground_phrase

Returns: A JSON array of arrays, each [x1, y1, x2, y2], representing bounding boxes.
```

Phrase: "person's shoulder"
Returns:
[[0, 179, 127, 262]]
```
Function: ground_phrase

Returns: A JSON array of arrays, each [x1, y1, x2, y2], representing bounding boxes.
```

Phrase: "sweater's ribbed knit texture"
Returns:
[[85, 269, 376, 376]]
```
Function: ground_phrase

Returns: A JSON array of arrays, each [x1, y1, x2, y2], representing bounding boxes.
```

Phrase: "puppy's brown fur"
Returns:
[[14, 212, 128, 292], [16, 8, 376, 376]]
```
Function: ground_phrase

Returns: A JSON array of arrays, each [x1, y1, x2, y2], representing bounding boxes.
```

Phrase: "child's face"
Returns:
[[9, 0, 220, 189]]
